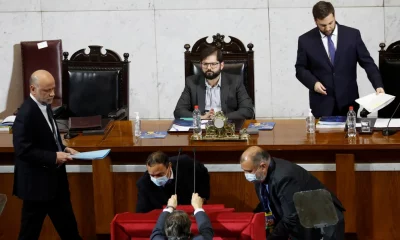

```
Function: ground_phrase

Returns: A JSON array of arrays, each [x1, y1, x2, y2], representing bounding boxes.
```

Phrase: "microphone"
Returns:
[[56, 120, 78, 139], [193, 148, 196, 193], [382, 100, 400, 136], [174, 148, 182, 195]]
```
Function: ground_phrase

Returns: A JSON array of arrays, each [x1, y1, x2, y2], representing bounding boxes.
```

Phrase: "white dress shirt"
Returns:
[[163, 207, 205, 215], [320, 24, 338, 61]]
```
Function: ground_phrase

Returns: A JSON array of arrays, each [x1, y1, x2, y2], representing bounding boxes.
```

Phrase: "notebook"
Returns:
[[248, 122, 276, 130]]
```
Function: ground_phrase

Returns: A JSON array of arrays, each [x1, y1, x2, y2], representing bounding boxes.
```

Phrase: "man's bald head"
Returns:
[[240, 146, 270, 166], [30, 70, 56, 105]]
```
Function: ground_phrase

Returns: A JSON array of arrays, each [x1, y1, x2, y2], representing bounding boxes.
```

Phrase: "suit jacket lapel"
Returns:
[[314, 28, 333, 69], [220, 73, 230, 113], [197, 76, 206, 113]]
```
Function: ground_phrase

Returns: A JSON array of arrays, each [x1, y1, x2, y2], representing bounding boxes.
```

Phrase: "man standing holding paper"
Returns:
[[295, 1, 384, 117], [13, 70, 82, 240]]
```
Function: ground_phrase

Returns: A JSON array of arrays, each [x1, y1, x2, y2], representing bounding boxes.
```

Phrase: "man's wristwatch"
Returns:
[[166, 205, 176, 210]]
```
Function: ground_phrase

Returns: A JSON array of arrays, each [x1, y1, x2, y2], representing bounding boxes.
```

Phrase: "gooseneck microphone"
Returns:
[[382, 100, 400, 136], [174, 148, 182, 195], [193, 148, 196, 193]]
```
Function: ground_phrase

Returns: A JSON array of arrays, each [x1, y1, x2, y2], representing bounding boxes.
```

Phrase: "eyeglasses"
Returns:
[[201, 62, 220, 68]]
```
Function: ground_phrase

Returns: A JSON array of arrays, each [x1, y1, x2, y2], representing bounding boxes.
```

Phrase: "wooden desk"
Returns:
[[1, 119, 400, 240]]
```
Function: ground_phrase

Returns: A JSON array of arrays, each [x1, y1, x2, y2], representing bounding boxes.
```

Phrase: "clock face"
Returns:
[[214, 118, 224, 128]]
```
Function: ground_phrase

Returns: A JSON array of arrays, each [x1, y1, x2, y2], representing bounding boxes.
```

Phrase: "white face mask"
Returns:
[[150, 175, 169, 187], [245, 172, 257, 182], [244, 165, 266, 183]]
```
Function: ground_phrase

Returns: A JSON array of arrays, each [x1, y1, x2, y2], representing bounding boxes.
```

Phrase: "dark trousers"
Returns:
[[18, 197, 82, 240]]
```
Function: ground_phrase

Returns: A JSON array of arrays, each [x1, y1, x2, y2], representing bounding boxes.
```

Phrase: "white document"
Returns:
[[316, 123, 361, 129], [374, 118, 400, 128], [1, 115, 16, 125], [355, 93, 395, 113], [169, 122, 207, 132]]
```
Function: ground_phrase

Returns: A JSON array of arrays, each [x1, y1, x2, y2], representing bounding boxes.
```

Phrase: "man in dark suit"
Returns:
[[295, 1, 384, 118], [174, 46, 254, 120], [150, 193, 213, 240], [136, 151, 210, 213], [240, 146, 345, 240], [13, 70, 82, 240]]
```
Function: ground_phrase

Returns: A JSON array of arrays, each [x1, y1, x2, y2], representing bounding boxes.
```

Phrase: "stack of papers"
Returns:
[[318, 116, 347, 125], [248, 122, 276, 130], [71, 149, 111, 160], [169, 119, 208, 132], [1, 116, 15, 126], [356, 93, 395, 113], [374, 118, 400, 128]]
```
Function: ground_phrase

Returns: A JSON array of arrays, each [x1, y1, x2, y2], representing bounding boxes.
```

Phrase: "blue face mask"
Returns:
[[151, 175, 169, 187], [150, 166, 171, 187]]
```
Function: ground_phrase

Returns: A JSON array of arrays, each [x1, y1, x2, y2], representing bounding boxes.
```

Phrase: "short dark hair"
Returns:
[[200, 46, 223, 63], [146, 151, 169, 167], [164, 210, 191, 240], [252, 150, 271, 166], [312, 1, 335, 20]]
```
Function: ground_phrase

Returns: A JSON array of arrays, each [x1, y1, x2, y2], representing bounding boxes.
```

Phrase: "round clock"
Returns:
[[214, 118, 225, 129]]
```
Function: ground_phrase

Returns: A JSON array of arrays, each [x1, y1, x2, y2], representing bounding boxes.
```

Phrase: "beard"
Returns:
[[203, 69, 221, 80]]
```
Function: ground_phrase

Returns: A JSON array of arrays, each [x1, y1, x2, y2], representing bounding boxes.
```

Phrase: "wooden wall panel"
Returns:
[[0, 173, 95, 240], [1, 171, 399, 239]]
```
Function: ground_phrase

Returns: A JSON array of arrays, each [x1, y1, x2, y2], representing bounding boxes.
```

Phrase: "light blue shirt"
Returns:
[[205, 74, 222, 112]]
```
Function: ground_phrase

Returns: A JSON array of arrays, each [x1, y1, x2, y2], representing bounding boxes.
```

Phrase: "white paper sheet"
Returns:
[[374, 118, 400, 128], [355, 93, 395, 113]]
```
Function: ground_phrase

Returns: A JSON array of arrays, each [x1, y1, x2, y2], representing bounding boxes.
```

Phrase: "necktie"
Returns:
[[327, 35, 335, 65], [46, 106, 62, 151]]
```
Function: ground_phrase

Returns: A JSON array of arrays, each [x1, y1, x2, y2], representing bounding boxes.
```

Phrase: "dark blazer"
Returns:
[[254, 158, 345, 240], [13, 97, 69, 201], [136, 155, 210, 213], [173, 72, 254, 119], [295, 23, 383, 117], [150, 211, 213, 240]]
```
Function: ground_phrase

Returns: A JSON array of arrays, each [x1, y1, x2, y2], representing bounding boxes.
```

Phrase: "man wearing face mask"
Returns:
[[136, 151, 210, 213], [173, 46, 254, 120], [240, 146, 345, 240], [295, 1, 384, 118]]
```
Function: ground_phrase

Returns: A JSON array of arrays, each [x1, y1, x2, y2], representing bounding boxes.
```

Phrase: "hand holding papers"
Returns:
[[71, 149, 111, 160], [356, 93, 395, 113]]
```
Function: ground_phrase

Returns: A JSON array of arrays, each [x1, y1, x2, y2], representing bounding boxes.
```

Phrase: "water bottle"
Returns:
[[192, 105, 202, 138], [134, 112, 141, 138], [347, 106, 357, 138], [306, 109, 315, 133]]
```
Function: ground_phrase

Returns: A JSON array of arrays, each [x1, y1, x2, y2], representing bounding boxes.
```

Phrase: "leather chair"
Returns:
[[378, 41, 400, 118], [184, 33, 255, 113], [57, 45, 130, 121], [17, 40, 63, 115]]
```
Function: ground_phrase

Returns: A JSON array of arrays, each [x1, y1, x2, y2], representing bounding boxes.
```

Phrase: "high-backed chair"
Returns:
[[378, 41, 400, 118], [15, 40, 63, 115], [184, 33, 255, 111], [58, 45, 130, 120]]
